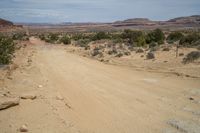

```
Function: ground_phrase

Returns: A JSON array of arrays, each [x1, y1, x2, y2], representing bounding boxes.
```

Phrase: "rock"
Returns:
[[21, 93, 37, 100], [167, 119, 200, 133], [19, 124, 28, 132], [0, 89, 10, 97], [0, 97, 20, 110], [38, 85, 43, 88], [189, 97, 194, 100], [56, 95, 64, 101]]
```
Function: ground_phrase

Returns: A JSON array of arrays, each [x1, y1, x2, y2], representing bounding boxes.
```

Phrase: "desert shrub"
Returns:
[[72, 33, 84, 41], [162, 47, 170, 51], [75, 39, 91, 48], [0, 34, 15, 64], [146, 52, 155, 59], [124, 51, 131, 56], [92, 32, 110, 41], [179, 33, 200, 47], [167, 32, 184, 44], [197, 45, 200, 50], [179, 53, 184, 56], [45, 33, 59, 43], [111, 33, 123, 43], [136, 48, 144, 53], [60, 35, 71, 45], [149, 42, 157, 48], [12, 32, 28, 41], [72, 33, 93, 41], [122, 29, 146, 46], [146, 29, 165, 44], [91, 47, 101, 56], [108, 48, 118, 55], [39, 34, 46, 40], [115, 53, 123, 57], [182, 51, 200, 64]]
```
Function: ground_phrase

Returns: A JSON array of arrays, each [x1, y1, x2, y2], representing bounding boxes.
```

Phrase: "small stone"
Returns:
[[19, 124, 28, 132], [56, 95, 64, 101], [7, 76, 13, 80], [21, 93, 36, 100], [189, 97, 194, 101], [38, 85, 43, 88]]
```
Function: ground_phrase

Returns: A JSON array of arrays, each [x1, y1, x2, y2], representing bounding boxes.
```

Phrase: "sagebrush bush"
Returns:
[[146, 52, 155, 59], [0, 34, 15, 65], [182, 51, 200, 64], [122, 29, 146, 46], [92, 32, 110, 41], [12, 32, 27, 40], [146, 29, 165, 44], [167, 32, 184, 44], [179, 33, 200, 46], [60, 35, 71, 45], [91, 47, 101, 56]]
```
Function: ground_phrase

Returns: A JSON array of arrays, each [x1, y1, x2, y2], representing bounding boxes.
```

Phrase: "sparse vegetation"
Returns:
[[92, 32, 110, 41], [0, 34, 15, 65]]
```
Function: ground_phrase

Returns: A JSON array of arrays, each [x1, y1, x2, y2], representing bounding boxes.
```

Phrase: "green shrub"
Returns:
[[39, 34, 46, 40], [167, 32, 184, 44], [149, 42, 157, 48], [60, 35, 71, 45], [122, 29, 146, 46], [179, 33, 200, 46], [92, 32, 110, 41], [0, 34, 15, 65], [146, 29, 165, 44], [12, 32, 28, 41], [44, 33, 59, 43]]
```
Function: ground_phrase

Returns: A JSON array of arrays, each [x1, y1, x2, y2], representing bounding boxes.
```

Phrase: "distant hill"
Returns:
[[0, 18, 13, 27], [112, 15, 200, 28]]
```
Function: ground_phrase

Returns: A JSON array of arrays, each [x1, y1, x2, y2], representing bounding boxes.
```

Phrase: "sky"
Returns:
[[0, 0, 200, 23]]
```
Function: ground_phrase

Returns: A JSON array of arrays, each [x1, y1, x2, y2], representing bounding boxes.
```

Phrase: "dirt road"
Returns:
[[0, 37, 200, 133]]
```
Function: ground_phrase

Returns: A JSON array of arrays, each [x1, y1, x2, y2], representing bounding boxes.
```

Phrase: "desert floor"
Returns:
[[0, 37, 200, 133]]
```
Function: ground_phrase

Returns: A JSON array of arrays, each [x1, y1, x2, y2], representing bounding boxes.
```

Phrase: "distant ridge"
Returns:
[[0, 18, 13, 27], [112, 15, 200, 27]]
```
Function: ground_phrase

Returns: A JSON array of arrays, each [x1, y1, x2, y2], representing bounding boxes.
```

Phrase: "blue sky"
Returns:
[[0, 0, 200, 23]]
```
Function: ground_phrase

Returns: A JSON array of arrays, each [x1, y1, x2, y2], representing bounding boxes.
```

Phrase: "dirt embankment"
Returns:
[[0, 37, 200, 133]]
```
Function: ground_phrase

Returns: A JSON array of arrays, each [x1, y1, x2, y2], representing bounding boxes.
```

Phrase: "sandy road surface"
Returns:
[[0, 37, 200, 133]]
